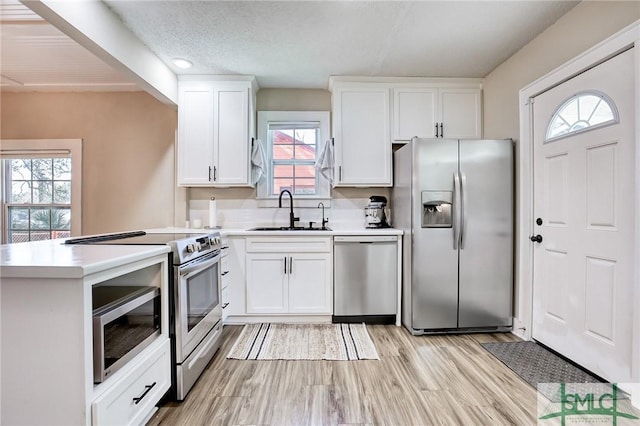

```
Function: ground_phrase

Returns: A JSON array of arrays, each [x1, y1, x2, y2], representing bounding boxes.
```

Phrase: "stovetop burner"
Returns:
[[64, 230, 222, 265]]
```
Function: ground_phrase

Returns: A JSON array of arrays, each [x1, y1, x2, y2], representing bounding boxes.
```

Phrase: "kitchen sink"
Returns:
[[248, 226, 332, 231]]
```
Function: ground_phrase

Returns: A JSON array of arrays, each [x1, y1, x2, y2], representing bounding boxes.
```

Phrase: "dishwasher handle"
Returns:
[[334, 236, 398, 243]]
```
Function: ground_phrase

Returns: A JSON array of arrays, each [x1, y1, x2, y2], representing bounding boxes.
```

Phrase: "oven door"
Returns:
[[174, 250, 222, 362]]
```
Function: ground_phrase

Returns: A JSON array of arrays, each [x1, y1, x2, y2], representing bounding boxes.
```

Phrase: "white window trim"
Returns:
[[256, 111, 331, 208], [1, 139, 82, 242]]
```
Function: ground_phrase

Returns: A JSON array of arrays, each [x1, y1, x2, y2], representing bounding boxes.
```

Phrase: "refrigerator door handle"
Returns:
[[460, 171, 467, 249], [453, 172, 461, 250]]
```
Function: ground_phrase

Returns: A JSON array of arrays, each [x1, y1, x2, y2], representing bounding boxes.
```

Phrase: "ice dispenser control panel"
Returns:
[[421, 191, 453, 228]]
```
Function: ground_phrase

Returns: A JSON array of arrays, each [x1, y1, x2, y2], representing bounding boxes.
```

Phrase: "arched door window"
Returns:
[[545, 90, 618, 142]]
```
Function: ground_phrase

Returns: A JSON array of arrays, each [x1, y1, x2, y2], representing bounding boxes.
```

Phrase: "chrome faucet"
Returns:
[[318, 202, 329, 230], [278, 189, 299, 229]]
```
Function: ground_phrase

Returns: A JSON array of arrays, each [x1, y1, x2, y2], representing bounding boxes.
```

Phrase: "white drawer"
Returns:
[[92, 339, 171, 426], [246, 237, 331, 253], [221, 256, 229, 273]]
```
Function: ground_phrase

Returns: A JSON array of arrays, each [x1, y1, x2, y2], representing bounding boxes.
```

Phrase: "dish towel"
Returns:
[[315, 139, 334, 184], [251, 138, 267, 185]]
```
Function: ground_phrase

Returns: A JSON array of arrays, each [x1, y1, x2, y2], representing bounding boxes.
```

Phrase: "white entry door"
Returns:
[[532, 48, 635, 383]]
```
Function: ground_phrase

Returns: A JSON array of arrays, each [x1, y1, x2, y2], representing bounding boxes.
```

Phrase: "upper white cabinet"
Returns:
[[177, 76, 257, 186], [394, 85, 482, 141], [330, 77, 482, 187], [331, 82, 393, 187], [393, 88, 437, 140]]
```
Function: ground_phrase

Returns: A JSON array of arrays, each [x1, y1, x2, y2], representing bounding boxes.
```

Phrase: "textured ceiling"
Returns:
[[105, 0, 580, 88], [1, 0, 580, 92]]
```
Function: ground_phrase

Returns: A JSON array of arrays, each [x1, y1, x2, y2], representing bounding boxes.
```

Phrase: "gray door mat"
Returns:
[[481, 341, 608, 401]]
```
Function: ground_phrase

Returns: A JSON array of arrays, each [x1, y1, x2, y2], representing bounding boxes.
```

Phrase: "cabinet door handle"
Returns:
[[213, 166, 217, 181], [208, 166, 212, 181], [440, 123, 444, 138], [289, 256, 293, 274], [284, 256, 287, 274], [132, 382, 156, 405], [338, 165, 342, 182], [435, 122, 439, 138]]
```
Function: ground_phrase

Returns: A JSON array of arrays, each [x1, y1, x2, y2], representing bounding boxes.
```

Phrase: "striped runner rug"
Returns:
[[226, 323, 379, 360]]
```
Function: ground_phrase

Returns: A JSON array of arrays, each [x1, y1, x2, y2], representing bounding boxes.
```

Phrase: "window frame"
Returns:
[[1, 139, 82, 243], [545, 90, 619, 143], [256, 111, 331, 207]]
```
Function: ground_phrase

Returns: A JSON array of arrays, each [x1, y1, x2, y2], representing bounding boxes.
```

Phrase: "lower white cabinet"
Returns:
[[0, 252, 170, 426], [92, 339, 171, 426], [245, 237, 332, 315], [288, 253, 332, 313], [221, 241, 231, 321]]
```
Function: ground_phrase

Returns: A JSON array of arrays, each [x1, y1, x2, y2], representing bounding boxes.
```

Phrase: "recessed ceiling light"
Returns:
[[173, 58, 193, 69]]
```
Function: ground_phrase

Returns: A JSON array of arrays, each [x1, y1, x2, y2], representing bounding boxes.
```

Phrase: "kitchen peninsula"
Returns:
[[0, 239, 171, 425]]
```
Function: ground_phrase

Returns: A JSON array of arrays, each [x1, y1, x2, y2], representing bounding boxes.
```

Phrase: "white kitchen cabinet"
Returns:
[[177, 76, 257, 186], [0, 249, 170, 425], [287, 253, 332, 313], [92, 339, 171, 426], [393, 88, 437, 140], [393, 86, 482, 141], [220, 238, 231, 321], [330, 77, 482, 186], [438, 87, 482, 139], [224, 237, 248, 323], [245, 237, 332, 315], [246, 253, 288, 313], [330, 82, 393, 187]]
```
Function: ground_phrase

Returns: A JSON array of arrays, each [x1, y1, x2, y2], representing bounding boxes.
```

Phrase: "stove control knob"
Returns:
[[186, 243, 196, 253], [212, 236, 220, 245]]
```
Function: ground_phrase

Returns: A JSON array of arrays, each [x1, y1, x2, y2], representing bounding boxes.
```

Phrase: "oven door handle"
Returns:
[[179, 253, 221, 278]]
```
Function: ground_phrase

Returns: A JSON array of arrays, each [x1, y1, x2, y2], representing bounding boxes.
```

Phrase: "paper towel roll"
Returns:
[[209, 197, 217, 228]]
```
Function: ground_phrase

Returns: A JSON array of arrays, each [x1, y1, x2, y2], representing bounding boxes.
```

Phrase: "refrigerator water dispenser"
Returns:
[[421, 191, 452, 228]]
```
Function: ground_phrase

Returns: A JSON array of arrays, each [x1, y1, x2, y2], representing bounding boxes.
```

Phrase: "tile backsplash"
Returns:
[[187, 187, 392, 230]]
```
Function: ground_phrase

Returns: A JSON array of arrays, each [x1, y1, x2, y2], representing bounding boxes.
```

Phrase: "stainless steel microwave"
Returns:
[[92, 285, 161, 383]]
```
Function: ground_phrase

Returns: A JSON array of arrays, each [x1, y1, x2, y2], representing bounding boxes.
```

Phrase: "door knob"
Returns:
[[530, 234, 543, 243]]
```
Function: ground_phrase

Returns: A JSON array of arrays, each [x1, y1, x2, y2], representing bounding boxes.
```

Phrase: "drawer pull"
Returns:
[[222, 302, 229, 309], [221, 271, 229, 276], [132, 382, 156, 405]]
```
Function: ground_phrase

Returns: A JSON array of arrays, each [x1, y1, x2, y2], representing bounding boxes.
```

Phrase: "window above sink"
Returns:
[[256, 111, 331, 207]]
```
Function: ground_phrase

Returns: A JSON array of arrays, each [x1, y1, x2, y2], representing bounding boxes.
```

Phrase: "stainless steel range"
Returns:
[[66, 230, 224, 400]]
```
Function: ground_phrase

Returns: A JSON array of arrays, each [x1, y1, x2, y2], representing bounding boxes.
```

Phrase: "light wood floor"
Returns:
[[148, 325, 537, 425]]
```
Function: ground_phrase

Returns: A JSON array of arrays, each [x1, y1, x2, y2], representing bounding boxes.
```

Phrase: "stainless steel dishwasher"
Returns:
[[333, 235, 398, 324]]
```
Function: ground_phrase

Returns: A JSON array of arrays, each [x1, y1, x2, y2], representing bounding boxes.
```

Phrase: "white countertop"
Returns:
[[0, 238, 170, 279], [146, 226, 403, 237], [0, 226, 402, 278]]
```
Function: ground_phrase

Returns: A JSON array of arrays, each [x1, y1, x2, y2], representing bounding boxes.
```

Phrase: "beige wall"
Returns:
[[1, 91, 177, 235], [483, 1, 640, 140], [257, 88, 331, 111]]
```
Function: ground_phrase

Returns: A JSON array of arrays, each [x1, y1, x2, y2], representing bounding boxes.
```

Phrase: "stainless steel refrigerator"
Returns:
[[392, 138, 513, 334]]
